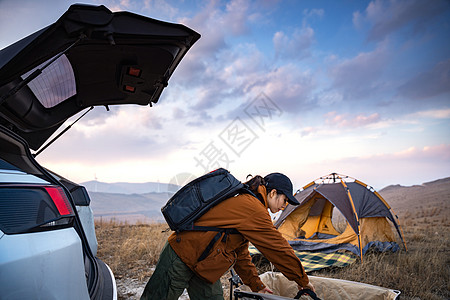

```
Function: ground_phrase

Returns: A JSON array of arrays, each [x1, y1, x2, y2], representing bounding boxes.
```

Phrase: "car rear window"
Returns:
[[21, 54, 76, 108], [0, 158, 21, 171]]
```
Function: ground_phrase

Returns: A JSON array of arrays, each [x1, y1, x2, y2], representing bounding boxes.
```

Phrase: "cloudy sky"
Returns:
[[1, 0, 449, 190]]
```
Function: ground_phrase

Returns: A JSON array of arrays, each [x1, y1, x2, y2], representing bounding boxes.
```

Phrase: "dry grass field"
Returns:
[[95, 178, 450, 299]]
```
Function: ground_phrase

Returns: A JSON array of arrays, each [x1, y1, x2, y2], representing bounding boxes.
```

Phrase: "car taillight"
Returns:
[[44, 186, 73, 215], [0, 184, 74, 234]]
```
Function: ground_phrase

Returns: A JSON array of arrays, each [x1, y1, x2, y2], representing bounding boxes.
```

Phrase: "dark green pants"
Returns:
[[140, 242, 224, 300]]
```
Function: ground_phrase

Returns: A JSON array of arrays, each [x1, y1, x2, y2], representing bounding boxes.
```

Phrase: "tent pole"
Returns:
[[358, 233, 363, 262], [338, 176, 364, 262], [390, 208, 408, 252]]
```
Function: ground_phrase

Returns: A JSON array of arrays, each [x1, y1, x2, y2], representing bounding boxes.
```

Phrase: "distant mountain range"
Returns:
[[85, 177, 450, 224], [81, 180, 180, 194], [88, 191, 172, 223], [82, 180, 181, 223]]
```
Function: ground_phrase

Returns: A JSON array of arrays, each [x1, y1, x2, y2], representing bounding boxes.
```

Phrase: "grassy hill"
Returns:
[[95, 176, 450, 299], [379, 177, 450, 227]]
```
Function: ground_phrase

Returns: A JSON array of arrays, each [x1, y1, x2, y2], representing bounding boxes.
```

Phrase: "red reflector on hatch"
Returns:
[[44, 187, 73, 215], [128, 67, 141, 77], [124, 85, 136, 93]]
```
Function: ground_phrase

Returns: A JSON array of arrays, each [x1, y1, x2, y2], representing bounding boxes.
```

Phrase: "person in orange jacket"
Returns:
[[141, 172, 315, 300]]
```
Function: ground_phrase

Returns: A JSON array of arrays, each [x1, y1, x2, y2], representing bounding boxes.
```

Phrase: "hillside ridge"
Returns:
[[82, 180, 180, 194], [379, 176, 450, 192], [89, 176, 450, 224]]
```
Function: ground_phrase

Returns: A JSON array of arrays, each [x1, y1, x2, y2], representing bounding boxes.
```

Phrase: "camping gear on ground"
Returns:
[[249, 246, 357, 272], [233, 272, 400, 300], [229, 269, 320, 300], [233, 289, 320, 300], [229, 269, 244, 299], [274, 173, 406, 260]]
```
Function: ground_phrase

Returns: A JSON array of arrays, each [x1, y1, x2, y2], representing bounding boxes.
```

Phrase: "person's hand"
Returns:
[[258, 286, 273, 294], [299, 282, 315, 293]]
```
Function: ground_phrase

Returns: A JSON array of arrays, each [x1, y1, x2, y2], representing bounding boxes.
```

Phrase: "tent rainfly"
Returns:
[[274, 173, 407, 259]]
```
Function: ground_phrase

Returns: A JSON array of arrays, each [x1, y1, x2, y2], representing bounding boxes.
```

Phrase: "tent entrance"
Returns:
[[303, 198, 340, 239], [278, 196, 342, 240]]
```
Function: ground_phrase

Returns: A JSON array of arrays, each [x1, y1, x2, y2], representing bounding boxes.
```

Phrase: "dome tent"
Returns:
[[274, 173, 406, 259]]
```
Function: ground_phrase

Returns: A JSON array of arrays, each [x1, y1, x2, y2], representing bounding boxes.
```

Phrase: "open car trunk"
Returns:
[[0, 4, 200, 299], [0, 4, 200, 151]]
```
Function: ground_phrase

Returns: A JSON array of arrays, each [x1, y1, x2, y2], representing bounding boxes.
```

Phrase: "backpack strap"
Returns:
[[193, 226, 240, 262], [191, 226, 239, 233], [240, 185, 257, 198], [190, 188, 257, 262]]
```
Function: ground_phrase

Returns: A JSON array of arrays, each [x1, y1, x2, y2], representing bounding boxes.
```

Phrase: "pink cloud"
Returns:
[[300, 126, 318, 137], [394, 145, 450, 160], [325, 111, 381, 128]]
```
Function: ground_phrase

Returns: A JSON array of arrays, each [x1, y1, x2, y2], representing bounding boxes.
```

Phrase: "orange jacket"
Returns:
[[168, 185, 309, 292]]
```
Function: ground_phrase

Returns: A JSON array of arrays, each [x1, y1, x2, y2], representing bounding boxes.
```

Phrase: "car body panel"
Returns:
[[77, 205, 98, 255], [0, 169, 49, 184], [0, 228, 90, 299]]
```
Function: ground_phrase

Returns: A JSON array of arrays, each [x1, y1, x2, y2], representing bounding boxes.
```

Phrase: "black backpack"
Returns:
[[161, 168, 254, 261]]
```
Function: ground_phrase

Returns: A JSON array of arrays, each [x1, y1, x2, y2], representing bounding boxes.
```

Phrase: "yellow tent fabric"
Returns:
[[279, 217, 396, 250], [274, 173, 406, 257]]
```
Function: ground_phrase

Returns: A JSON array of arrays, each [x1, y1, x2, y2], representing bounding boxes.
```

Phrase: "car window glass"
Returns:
[[21, 54, 76, 108], [0, 158, 21, 171]]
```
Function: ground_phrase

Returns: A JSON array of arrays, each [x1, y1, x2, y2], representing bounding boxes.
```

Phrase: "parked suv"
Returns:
[[0, 4, 200, 299]]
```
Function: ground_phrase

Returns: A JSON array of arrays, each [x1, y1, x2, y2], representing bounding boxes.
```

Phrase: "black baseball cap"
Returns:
[[264, 173, 300, 205]]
